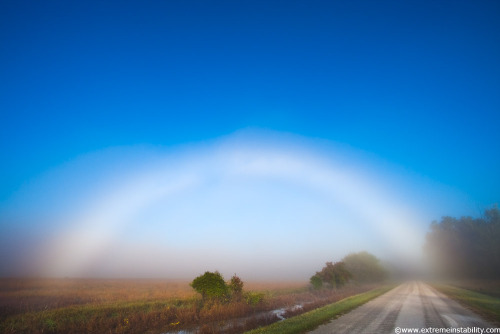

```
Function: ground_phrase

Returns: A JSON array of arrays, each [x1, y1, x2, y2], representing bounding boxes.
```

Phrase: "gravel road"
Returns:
[[308, 281, 494, 334]]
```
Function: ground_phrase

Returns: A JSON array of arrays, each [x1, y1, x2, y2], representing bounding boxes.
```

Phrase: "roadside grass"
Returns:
[[441, 279, 500, 299], [244, 285, 394, 334], [432, 284, 500, 325]]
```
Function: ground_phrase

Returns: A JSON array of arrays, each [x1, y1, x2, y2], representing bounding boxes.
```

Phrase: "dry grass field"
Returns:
[[0, 278, 377, 333], [0, 278, 197, 315], [0, 279, 307, 315]]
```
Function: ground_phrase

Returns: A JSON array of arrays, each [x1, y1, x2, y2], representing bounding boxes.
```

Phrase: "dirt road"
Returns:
[[308, 281, 493, 334]]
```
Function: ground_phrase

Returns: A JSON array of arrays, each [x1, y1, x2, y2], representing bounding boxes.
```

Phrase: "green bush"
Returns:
[[311, 261, 352, 289], [343, 251, 387, 283], [310, 274, 323, 290], [244, 292, 264, 306], [190, 271, 229, 302]]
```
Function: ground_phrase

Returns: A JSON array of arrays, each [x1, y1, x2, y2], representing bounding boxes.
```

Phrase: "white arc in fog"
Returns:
[[41, 137, 425, 277]]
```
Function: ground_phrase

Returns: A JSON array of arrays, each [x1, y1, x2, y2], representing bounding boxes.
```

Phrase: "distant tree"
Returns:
[[228, 274, 244, 301], [310, 274, 323, 290], [190, 271, 229, 302], [311, 261, 352, 289], [424, 205, 500, 279], [342, 251, 387, 283]]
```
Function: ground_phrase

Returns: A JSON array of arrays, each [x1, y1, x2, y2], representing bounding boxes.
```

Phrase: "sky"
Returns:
[[0, 1, 499, 279]]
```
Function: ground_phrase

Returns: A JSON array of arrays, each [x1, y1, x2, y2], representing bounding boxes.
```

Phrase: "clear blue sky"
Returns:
[[0, 1, 499, 278]]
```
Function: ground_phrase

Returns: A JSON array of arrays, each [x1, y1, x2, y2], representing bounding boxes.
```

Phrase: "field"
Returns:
[[0, 278, 381, 333]]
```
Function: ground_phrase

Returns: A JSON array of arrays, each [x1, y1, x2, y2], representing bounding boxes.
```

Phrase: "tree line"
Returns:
[[424, 205, 500, 279], [310, 251, 387, 289], [190, 251, 388, 304]]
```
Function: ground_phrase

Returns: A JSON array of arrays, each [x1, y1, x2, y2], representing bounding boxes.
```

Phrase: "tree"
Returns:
[[228, 274, 244, 301], [310, 274, 323, 290], [311, 261, 352, 289], [424, 205, 500, 279], [190, 271, 229, 301], [342, 251, 387, 283]]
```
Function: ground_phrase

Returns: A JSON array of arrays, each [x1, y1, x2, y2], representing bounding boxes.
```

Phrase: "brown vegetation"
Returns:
[[0, 278, 196, 317], [0, 278, 380, 334]]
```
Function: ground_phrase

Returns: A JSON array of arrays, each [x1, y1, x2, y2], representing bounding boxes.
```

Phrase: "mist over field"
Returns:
[[0, 131, 473, 280], [1, 1, 499, 286]]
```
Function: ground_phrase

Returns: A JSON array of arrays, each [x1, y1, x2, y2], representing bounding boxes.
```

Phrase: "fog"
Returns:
[[0, 131, 470, 280]]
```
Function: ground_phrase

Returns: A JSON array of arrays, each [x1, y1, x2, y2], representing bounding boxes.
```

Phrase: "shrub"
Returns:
[[310, 274, 323, 290], [312, 261, 352, 289], [244, 292, 264, 306], [343, 251, 387, 283], [190, 271, 229, 302], [229, 274, 244, 301]]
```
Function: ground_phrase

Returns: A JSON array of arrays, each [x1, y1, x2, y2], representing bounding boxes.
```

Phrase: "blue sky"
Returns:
[[1, 1, 499, 279]]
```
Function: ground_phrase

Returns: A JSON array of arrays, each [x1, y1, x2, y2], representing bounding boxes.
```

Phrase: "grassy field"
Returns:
[[0, 278, 307, 315], [432, 282, 500, 325], [244, 285, 394, 334], [0, 278, 381, 334], [439, 279, 500, 298]]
